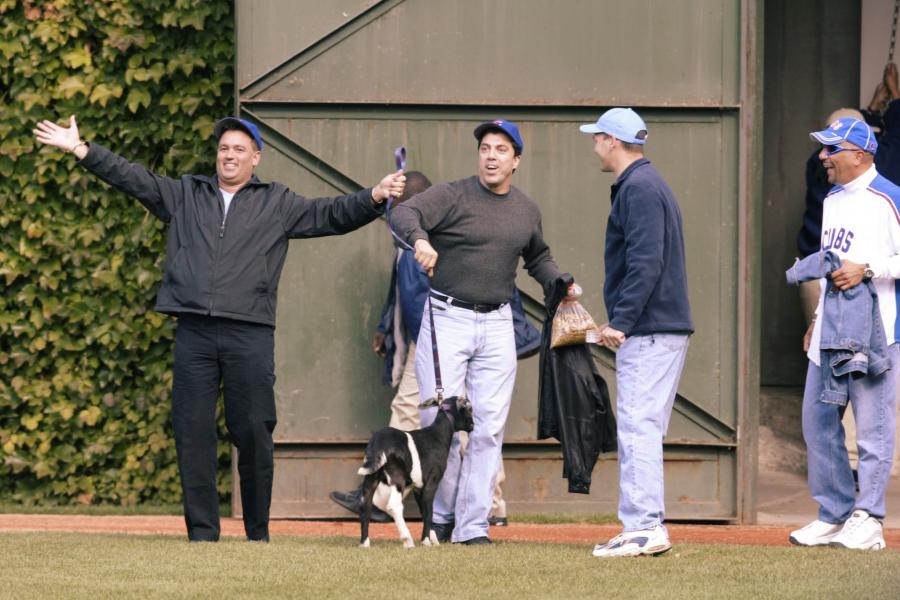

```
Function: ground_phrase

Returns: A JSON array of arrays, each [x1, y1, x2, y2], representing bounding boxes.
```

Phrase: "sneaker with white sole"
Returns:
[[591, 525, 672, 558], [788, 519, 843, 546], [829, 510, 886, 551]]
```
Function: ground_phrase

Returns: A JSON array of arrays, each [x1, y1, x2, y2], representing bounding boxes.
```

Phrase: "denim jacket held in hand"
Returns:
[[786, 250, 890, 406]]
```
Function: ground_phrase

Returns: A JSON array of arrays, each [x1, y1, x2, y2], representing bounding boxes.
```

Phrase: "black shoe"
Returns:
[[488, 516, 508, 527], [457, 536, 492, 545], [329, 489, 392, 523], [431, 521, 455, 543]]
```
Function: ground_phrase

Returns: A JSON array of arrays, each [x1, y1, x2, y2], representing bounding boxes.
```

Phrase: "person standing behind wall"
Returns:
[[33, 115, 405, 543], [376, 171, 434, 431], [580, 108, 694, 558], [328, 171, 433, 523]]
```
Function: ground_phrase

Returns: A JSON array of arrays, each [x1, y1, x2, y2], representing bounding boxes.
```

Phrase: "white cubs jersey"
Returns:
[[808, 165, 900, 366]]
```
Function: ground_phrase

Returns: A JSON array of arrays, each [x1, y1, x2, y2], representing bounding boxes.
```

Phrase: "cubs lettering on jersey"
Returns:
[[821, 227, 854, 253]]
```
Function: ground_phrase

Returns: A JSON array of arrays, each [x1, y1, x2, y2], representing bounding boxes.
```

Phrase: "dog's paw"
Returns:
[[428, 530, 440, 546], [359, 538, 371, 549], [402, 537, 415, 549], [422, 538, 432, 547]]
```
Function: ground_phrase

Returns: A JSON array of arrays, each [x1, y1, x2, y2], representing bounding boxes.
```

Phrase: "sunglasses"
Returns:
[[823, 144, 861, 156]]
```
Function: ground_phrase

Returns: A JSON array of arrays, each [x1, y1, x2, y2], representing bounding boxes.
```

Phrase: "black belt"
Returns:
[[430, 292, 503, 313]]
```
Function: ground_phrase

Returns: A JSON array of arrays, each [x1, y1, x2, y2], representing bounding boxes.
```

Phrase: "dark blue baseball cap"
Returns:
[[474, 119, 523, 154], [214, 117, 263, 151]]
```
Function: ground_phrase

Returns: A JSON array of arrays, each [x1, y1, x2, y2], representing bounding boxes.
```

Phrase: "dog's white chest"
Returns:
[[405, 433, 423, 488]]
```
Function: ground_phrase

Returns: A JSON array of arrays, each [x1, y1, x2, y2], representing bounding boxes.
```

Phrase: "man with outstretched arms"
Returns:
[[34, 115, 405, 543]]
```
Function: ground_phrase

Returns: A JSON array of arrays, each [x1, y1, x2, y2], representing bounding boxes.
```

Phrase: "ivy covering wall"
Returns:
[[0, 0, 234, 504]]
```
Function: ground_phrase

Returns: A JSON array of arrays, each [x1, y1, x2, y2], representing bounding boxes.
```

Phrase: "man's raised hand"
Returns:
[[34, 116, 87, 158]]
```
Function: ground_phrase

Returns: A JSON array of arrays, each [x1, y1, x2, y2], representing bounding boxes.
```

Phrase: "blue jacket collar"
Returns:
[[610, 157, 651, 200]]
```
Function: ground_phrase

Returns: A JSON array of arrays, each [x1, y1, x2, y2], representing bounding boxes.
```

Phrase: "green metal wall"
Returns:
[[233, 0, 761, 522]]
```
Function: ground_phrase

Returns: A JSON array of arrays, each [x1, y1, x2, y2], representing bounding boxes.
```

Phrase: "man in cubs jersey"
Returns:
[[790, 117, 900, 551]]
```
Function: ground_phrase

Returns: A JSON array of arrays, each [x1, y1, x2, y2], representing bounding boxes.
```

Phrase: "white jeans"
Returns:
[[616, 333, 690, 531], [416, 294, 516, 542]]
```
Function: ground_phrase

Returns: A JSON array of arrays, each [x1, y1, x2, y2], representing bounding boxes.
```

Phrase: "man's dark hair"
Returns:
[[400, 171, 432, 202], [475, 127, 522, 156]]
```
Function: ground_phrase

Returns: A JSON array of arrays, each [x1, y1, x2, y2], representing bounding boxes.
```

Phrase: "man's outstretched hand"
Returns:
[[34, 115, 87, 158], [372, 170, 406, 204]]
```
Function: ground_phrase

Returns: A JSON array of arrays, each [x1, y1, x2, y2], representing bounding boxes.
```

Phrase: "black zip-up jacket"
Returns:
[[538, 274, 617, 494], [79, 144, 384, 327]]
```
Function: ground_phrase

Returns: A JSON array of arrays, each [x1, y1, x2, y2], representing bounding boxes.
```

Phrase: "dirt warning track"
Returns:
[[2, 514, 899, 548]]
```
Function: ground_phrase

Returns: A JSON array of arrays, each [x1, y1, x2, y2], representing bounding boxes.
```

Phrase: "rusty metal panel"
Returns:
[[236, 0, 379, 88], [242, 0, 740, 107], [235, 445, 735, 520]]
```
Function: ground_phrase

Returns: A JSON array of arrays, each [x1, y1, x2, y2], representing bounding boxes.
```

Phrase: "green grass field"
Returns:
[[2, 532, 898, 599], [0, 502, 610, 523]]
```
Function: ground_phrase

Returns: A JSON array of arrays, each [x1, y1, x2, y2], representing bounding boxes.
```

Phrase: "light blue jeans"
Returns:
[[615, 333, 690, 531], [416, 293, 516, 542], [802, 343, 899, 522]]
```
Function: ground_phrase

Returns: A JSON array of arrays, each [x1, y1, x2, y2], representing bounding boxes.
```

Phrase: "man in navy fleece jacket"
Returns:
[[581, 108, 694, 559]]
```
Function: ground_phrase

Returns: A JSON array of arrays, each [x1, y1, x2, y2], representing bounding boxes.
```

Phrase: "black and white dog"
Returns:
[[357, 395, 474, 548]]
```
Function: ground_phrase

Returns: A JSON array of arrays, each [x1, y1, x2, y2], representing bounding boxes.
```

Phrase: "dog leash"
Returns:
[[426, 295, 445, 402], [384, 147, 445, 403], [384, 147, 412, 251]]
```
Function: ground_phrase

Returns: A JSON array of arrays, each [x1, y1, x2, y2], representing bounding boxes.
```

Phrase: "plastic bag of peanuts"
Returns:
[[550, 283, 600, 348]]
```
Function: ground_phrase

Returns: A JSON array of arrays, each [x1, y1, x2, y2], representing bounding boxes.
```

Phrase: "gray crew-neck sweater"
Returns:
[[389, 176, 561, 304]]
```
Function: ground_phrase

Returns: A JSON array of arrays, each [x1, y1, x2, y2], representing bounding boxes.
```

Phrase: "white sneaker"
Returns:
[[788, 519, 843, 546], [829, 510, 886, 551], [591, 525, 672, 557]]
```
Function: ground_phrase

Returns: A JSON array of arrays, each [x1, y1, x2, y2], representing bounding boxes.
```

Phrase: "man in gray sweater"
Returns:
[[390, 120, 563, 544]]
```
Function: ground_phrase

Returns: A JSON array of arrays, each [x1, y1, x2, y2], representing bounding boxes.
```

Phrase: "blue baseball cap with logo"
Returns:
[[474, 119, 524, 154], [214, 117, 264, 151], [579, 108, 648, 145], [810, 118, 877, 154]]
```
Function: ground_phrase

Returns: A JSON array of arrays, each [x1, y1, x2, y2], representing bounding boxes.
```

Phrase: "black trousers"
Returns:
[[172, 314, 276, 541]]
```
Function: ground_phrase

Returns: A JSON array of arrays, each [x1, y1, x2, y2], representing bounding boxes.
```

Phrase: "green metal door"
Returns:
[[233, 0, 761, 522]]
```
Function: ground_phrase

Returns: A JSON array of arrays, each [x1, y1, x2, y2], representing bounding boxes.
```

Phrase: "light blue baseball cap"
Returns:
[[579, 108, 648, 145]]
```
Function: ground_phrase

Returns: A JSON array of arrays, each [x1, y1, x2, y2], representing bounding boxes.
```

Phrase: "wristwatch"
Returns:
[[863, 263, 875, 281]]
